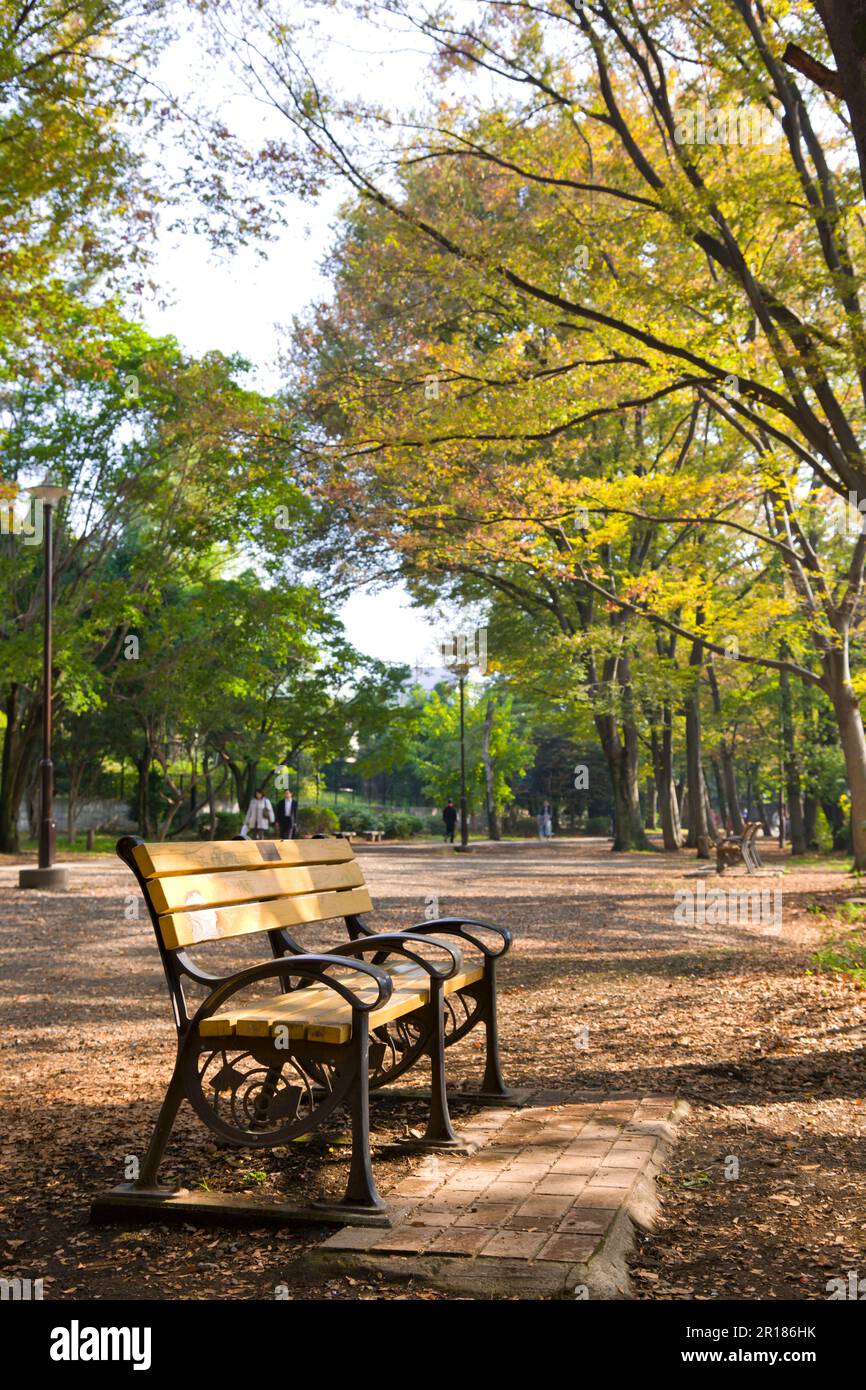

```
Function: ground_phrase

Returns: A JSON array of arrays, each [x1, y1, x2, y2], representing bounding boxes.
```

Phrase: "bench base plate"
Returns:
[[90, 1184, 392, 1230], [373, 1086, 530, 1107], [715, 869, 775, 879], [390, 1136, 476, 1155]]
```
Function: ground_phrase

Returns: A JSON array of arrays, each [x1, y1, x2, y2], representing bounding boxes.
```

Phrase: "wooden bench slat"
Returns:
[[132, 837, 353, 879], [207, 977, 429, 1044], [159, 885, 374, 950], [198, 960, 485, 1043], [149, 859, 364, 916], [198, 958, 482, 1036], [202, 959, 479, 1026]]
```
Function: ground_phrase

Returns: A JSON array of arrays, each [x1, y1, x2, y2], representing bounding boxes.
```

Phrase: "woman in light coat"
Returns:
[[244, 788, 275, 840]]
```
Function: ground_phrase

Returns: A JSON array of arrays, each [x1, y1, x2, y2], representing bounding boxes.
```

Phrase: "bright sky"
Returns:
[[140, 7, 448, 668]]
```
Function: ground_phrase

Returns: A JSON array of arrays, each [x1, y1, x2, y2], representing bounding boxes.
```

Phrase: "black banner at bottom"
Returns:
[[3, 1294, 859, 1376]]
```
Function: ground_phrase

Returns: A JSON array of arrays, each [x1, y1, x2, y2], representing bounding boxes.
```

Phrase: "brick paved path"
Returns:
[[317, 1090, 679, 1296]]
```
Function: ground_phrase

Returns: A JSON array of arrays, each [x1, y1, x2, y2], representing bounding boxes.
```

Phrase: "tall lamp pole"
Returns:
[[19, 480, 69, 891], [458, 669, 468, 849], [441, 635, 475, 852]]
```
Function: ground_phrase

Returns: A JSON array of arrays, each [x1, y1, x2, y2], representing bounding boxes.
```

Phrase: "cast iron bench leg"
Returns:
[[134, 1063, 185, 1192], [423, 979, 460, 1145], [480, 958, 509, 1096], [338, 1013, 386, 1212], [394, 979, 472, 1151]]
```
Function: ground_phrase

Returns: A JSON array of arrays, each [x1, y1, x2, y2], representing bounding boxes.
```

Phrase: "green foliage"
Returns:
[[0, 1, 291, 385], [0, 319, 415, 847], [809, 936, 866, 989], [338, 808, 374, 832], [296, 805, 339, 835], [381, 813, 423, 839], [411, 684, 531, 815], [0, 2, 163, 378], [814, 807, 835, 855], [208, 812, 244, 839]]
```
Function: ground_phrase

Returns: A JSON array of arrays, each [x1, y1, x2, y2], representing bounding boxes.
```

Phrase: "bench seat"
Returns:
[[199, 957, 485, 1043]]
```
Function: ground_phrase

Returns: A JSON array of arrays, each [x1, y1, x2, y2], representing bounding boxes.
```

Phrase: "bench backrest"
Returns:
[[125, 838, 372, 950]]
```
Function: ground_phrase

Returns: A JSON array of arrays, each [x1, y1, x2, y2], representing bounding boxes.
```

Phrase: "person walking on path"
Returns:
[[274, 788, 297, 839], [244, 788, 275, 840], [538, 800, 553, 841], [443, 799, 458, 844]]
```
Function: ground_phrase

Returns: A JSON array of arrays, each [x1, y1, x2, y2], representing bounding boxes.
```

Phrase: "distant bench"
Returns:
[[361, 829, 384, 842], [91, 836, 511, 1231], [716, 822, 765, 875]]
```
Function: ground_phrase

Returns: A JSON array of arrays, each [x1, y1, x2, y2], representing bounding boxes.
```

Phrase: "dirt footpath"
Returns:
[[1, 838, 864, 1300]]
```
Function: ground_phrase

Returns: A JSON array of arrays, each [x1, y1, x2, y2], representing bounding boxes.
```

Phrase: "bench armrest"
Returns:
[[397, 918, 512, 960], [326, 932, 464, 981], [189, 954, 393, 1034]]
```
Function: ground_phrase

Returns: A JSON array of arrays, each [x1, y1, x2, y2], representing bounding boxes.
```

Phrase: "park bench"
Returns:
[[361, 829, 384, 842], [91, 835, 511, 1230], [716, 821, 764, 875]]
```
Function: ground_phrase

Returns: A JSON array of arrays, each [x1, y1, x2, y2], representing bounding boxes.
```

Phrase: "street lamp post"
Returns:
[[458, 669, 468, 849], [441, 635, 477, 852], [19, 480, 69, 891]]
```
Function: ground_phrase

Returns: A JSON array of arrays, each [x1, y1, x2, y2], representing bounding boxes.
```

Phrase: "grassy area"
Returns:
[[808, 935, 866, 988], [786, 851, 856, 872], [304, 787, 429, 817], [18, 833, 120, 855], [806, 899, 866, 988]]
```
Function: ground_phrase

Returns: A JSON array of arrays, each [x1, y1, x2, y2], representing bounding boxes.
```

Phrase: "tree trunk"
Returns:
[[701, 764, 716, 840], [587, 649, 649, 851], [0, 686, 40, 853], [685, 643, 710, 857], [204, 750, 218, 839], [707, 659, 744, 833], [596, 712, 649, 851], [813, 2, 866, 203], [710, 755, 728, 829], [135, 742, 153, 838], [652, 711, 682, 851], [644, 775, 657, 830], [803, 793, 819, 849], [225, 757, 260, 815], [0, 686, 21, 853], [721, 742, 744, 834], [780, 666, 807, 854], [189, 741, 198, 818], [611, 739, 646, 851], [821, 795, 848, 849], [823, 647, 866, 869], [755, 779, 773, 836], [481, 699, 500, 840], [67, 764, 84, 847], [26, 771, 38, 840]]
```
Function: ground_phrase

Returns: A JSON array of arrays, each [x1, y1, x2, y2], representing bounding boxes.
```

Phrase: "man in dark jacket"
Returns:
[[443, 799, 458, 843], [274, 789, 297, 839]]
